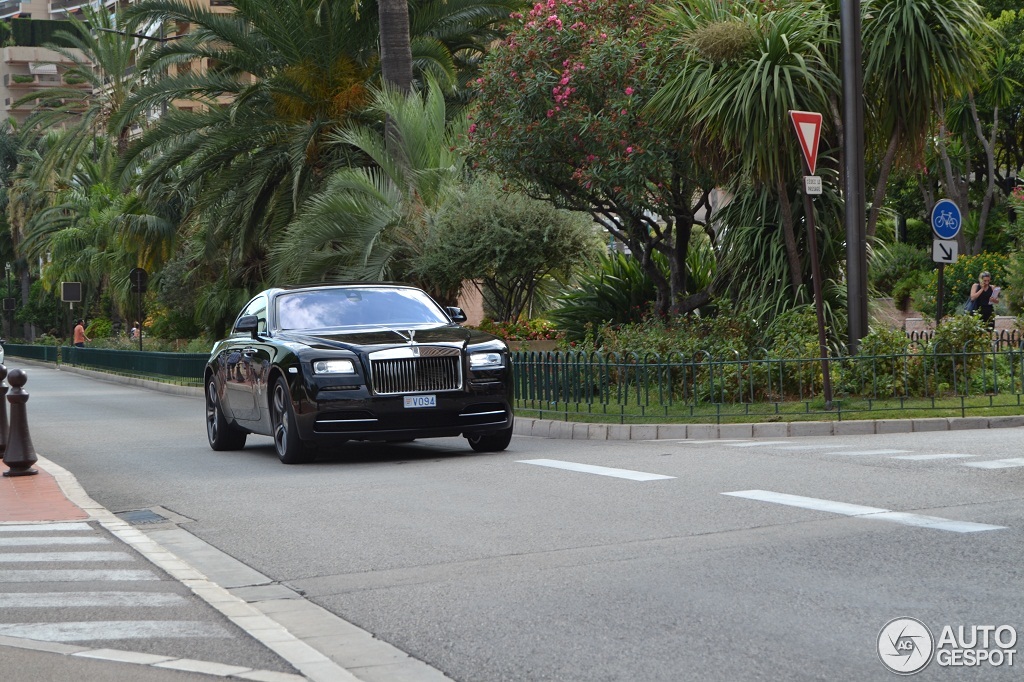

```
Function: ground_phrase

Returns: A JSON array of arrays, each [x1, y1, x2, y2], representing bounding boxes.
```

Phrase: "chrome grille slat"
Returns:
[[370, 354, 462, 395]]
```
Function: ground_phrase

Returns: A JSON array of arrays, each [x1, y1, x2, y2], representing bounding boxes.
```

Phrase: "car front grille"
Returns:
[[370, 347, 462, 395]]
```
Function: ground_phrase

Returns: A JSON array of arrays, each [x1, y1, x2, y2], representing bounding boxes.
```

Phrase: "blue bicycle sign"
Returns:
[[930, 199, 962, 240]]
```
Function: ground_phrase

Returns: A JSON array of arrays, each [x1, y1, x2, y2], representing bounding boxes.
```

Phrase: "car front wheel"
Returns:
[[206, 377, 247, 451], [466, 422, 513, 453], [271, 376, 315, 464]]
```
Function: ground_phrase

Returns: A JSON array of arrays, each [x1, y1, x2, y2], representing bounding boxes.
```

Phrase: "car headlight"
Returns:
[[312, 359, 356, 374], [469, 351, 504, 369]]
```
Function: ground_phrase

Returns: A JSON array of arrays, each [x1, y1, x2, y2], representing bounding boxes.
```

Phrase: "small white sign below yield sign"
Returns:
[[804, 176, 822, 195]]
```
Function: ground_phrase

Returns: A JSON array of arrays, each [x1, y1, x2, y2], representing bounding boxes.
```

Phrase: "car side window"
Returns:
[[234, 296, 268, 334]]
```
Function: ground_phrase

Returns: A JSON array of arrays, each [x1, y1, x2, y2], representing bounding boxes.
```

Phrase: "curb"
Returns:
[[511, 414, 1024, 441]]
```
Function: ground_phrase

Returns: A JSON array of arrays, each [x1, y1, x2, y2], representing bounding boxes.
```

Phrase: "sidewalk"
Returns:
[[0, 466, 89, 523], [1, 451, 448, 682], [0, 457, 314, 682]]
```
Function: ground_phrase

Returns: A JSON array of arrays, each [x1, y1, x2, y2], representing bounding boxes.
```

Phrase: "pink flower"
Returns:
[[625, 87, 634, 96], [547, 109, 555, 117], [626, 147, 633, 153]]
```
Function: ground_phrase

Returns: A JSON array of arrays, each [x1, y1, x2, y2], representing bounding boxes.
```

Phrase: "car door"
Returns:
[[221, 296, 268, 422]]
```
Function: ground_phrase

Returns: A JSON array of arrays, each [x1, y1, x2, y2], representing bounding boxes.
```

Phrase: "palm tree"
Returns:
[[17, 5, 158, 176], [271, 80, 466, 298], [118, 0, 517, 300], [649, 0, 838, 296], [862, 0, 989, 244]]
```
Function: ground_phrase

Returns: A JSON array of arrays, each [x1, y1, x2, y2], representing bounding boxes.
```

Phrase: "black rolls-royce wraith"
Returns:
[[205, 284, 514, 463]]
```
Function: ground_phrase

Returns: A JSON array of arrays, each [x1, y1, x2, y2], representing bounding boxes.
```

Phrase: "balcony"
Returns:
[[0, 1, 24, 20], [49, 0, 118, 16]]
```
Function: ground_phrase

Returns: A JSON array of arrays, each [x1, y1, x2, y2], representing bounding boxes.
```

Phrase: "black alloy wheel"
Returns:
[[271, 376, 314, 464], [206, 377, 247, 451], [466, 422, 514, 452]]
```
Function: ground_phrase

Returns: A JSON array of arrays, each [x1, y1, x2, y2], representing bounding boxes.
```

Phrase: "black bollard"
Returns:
[[2, 368, 37, 477], [0, 365, 7, 457]]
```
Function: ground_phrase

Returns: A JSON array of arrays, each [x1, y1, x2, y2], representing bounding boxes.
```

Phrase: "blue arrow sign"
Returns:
[[930, 199, 962, 240]]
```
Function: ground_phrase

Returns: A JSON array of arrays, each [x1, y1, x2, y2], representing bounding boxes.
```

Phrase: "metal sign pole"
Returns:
[[800, 172, 833, 410]]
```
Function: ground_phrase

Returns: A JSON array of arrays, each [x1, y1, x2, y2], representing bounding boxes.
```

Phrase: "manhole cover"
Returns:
[[115, 509, 168, 525]]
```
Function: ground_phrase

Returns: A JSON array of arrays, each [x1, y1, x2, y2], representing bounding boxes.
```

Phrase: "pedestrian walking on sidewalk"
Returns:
[[73, 319, 90, 347]]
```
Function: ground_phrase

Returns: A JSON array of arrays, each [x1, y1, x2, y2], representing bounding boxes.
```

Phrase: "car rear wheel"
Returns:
[[271, 376, 315, 464], [466, 422, 513, 453], [206, 377, 247, 451]]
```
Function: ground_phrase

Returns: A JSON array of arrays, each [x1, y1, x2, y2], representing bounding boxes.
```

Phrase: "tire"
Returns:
[[271, 376, 315, 464], [466, 422, 514, 453], [206, 377, 247, 451]]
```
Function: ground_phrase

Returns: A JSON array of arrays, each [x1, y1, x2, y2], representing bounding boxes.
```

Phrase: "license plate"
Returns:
[[404, 395, 436, 408]]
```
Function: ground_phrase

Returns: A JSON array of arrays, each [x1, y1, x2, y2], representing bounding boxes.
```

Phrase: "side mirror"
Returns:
[[235, 314, 260, 338], [446, 306, 467, 323]]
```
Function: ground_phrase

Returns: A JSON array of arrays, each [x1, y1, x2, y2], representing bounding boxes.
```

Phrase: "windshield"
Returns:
[[275, 288, 451, 331]]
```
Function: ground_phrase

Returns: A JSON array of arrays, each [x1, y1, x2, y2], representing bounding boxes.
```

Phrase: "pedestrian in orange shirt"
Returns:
[[73, 319, 90, 348]]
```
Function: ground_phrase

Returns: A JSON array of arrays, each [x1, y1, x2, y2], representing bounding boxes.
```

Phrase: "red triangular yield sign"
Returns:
[[789, 110, 822, 175]]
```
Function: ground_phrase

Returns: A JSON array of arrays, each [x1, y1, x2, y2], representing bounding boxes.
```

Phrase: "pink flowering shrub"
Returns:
[[468, 0, 715, 316], [470, 0, 682, 208]]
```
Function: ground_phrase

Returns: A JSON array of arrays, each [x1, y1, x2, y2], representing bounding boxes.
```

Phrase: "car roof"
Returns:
[[269, 282, 418, 293]]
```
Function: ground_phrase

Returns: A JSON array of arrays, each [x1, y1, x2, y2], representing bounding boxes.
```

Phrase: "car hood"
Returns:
[[276, 325, 503, 351]]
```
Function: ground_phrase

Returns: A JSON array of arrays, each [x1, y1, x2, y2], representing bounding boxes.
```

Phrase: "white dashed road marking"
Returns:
[[726, 441, 789, 448], [962, 458, 1024, 470], [722, 490, 1005, 533], [519, 459, 675, 481], [892, 454, 975, 461], [832, 449, 912, 456]]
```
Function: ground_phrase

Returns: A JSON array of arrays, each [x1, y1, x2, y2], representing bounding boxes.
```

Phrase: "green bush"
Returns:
[[839, 325, 919, 397], [548, 252, 659, 342], [475, 318, 563, 341], [870, 243, 932, 296], [85, 318, 113, 338]]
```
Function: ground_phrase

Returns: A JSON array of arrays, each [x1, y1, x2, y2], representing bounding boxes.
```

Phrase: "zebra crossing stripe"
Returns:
[[0, 537, 110, 547], [0, 569, 159, 582], [0, 592, 186, 608], [0, 552, 131, 563], [0, 621, 230, 641]]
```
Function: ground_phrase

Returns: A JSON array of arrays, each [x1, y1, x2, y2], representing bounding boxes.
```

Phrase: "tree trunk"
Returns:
[[377, 0, 413, 94], [867, 127, 900, 242], [969, 94, 998, 256], [776, 177, 804, 297], [377, 0, 414, 177]]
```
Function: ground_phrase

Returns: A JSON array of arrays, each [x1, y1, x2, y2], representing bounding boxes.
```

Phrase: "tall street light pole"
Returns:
[[841, 0, 868, 354]]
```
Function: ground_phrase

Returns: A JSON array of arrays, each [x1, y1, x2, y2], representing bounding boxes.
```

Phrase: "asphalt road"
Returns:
[[19, 364, 1024, 681]]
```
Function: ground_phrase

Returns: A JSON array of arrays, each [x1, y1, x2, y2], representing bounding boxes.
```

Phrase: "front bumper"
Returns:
[[294, 383, 513, 442]]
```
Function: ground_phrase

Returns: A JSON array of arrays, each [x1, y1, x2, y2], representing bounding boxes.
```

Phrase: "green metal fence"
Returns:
[[3, 344, 207, 387], [3, 343, 58, 363], [512, 345, 1024, 423], [60, 347, 208, 386]]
